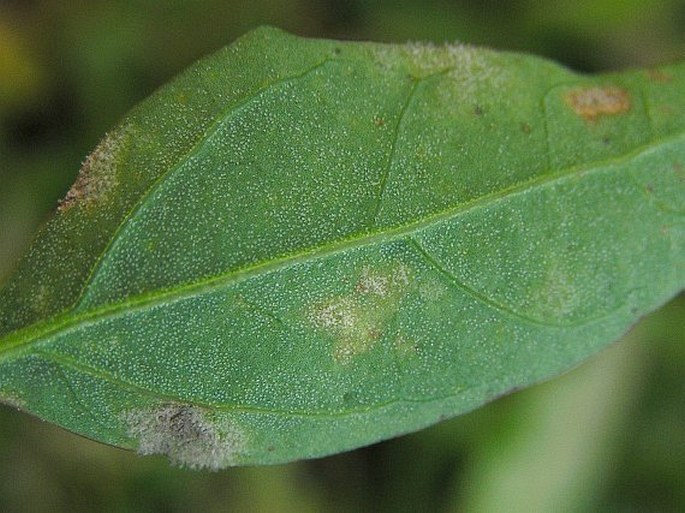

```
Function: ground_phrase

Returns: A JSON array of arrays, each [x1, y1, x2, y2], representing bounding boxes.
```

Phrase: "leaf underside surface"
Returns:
[[0, 27, 683, 469]]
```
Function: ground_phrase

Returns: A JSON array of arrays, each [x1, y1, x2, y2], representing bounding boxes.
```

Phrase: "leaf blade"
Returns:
[[0, 27, 683, 468]]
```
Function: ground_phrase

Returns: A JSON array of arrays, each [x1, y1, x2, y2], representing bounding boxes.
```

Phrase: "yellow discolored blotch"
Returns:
[[310, 264, 412, 363], [530, 263, 579, 320]]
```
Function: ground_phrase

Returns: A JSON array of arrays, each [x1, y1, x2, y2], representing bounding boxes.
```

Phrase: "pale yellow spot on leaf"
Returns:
[[310, 263, 413, 363], [565, 86, 631, 122]]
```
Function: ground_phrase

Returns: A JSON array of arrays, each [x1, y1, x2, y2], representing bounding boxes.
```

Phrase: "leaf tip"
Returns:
[[123, 402, 246, 470]]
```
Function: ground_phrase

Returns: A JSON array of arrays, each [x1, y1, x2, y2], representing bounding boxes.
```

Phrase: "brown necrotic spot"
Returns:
[[565, 86, 631, 122], [58, 124, 131, 212], [123, 402, 245, 470]]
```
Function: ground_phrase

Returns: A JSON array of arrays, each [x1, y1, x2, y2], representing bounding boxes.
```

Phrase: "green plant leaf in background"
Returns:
[[0, 27, 682, 469]]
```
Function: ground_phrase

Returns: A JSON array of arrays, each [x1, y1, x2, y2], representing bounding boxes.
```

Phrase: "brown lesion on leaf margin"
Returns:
[[565, 86, 631, 122], [58, 124, 131, 212]]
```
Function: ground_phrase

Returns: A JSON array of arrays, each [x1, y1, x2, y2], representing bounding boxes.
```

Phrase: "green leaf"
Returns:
[[0, 27, 683, 469]]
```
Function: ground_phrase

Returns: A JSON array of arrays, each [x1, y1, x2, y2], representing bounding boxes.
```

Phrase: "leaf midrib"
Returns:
[[0, 131, 680, 360]]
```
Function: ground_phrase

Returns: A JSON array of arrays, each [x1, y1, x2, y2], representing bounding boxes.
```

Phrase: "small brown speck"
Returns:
[[646, 69, 672, 83]]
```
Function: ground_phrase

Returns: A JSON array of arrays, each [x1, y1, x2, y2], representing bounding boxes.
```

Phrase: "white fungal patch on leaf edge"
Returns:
[[123, 402, 246, 470]]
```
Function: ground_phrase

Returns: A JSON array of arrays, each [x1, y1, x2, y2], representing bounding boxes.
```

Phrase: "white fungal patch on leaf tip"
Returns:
[[123, 402, 245, 470]]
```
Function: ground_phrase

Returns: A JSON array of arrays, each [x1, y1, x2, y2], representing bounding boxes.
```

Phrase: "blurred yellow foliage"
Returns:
[[0, 20, 44, 111]]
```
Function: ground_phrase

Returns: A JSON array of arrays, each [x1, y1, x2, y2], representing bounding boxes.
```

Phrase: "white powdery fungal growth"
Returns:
[[374, 41, 503, 98], [124, 403, 245, 470], [404, 41, 482, 74], [382, 41, 489, 75]]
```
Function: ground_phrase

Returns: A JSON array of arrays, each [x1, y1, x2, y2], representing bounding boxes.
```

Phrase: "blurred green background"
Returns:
[[0, 1, 683, 512]]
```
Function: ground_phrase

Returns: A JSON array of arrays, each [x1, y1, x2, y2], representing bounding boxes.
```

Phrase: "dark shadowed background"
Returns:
[[0, 1, 683, 512]]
